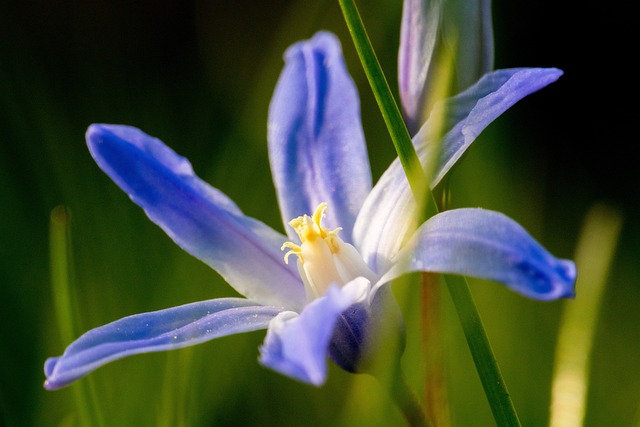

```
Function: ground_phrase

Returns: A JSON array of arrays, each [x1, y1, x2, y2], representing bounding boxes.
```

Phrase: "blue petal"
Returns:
[[44, 299, 284, 390], [268, 31, 372, 242], [329, 285, 405, 374], [259, 278, 370, 386], [379, 208, 576, 300], [354, 68, 563, 274], [86, 124, 306, 310], [398, 0, 442, 133]]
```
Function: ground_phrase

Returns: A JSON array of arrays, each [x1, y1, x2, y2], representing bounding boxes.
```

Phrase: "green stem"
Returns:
[[390, 365, 433, 427], [338, 1, 521, 426], [444, 275, 521, 426], [421, 273, 450, 426]]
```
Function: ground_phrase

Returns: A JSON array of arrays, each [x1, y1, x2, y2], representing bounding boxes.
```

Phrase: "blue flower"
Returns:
[[44, 31, 575, 390]]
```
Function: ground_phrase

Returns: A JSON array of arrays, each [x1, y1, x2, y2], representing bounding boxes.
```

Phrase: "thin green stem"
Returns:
[[444, 275, 521, 426], [338, 1, 522, 426], [389, 365, 433, 427], [421, 273, 450, 426]]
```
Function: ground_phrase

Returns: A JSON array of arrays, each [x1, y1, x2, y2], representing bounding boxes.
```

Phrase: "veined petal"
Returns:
[[354, 68, 563, 273], [378, 208, 576, 300], [259, 278, 370, 386], [398, 0, 442, 133], [44, 298, 284, 390], [268, 31, 372, 242], [86, 124, 305, 310]]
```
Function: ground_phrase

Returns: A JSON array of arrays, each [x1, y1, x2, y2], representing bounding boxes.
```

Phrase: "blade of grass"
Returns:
[[549, 203, 622, 427], [50, 206, 104, 427]]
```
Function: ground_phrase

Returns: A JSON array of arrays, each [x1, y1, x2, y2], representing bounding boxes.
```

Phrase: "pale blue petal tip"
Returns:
[[552, 259, 578, 299], [43, 358, 65, 390], [513, 257, 577, 301]]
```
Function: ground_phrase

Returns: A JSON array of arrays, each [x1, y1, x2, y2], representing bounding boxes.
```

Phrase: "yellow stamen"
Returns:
[[281, 242, 302, 264], [283, 202, 342, 262], [281, 202, 376, 300]]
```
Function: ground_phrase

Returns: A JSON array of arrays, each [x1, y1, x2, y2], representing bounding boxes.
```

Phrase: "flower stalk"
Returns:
[[420, 272, 450, 426], [390, 364, 433, 427]]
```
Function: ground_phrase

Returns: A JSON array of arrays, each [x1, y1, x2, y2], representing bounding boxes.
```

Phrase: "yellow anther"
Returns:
[[285, 202, 341, 252], [281, 242, 301, 264], [312, 202, 328, 233]]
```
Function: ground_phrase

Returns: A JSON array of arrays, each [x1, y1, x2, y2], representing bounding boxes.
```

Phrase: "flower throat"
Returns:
[[282, 203, 376, 301]]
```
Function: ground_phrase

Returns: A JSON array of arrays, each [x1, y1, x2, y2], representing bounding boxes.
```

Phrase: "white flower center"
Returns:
[[282, 202, 376, 300]]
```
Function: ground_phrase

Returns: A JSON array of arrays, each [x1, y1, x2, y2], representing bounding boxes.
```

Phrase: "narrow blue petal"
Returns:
[[354, 68, 563, 274], [398, 0, 442, 133], [268, 31, 372, 242], [379, 208, 576, 300], [86, 124, 305, 310], [44, 299, 284, 390], [259, 278, 370, 386]]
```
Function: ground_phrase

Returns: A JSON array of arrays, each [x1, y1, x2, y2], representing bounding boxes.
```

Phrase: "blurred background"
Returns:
[[1, 0, 637, 426]]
